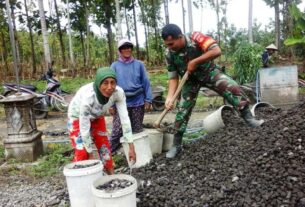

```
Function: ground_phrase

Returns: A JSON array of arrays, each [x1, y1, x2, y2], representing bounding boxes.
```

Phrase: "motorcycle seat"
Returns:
[[5, 83, 37, 91]]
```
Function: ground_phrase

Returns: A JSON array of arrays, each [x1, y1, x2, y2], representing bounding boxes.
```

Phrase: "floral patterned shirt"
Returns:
[[68, 82, 132, 153]]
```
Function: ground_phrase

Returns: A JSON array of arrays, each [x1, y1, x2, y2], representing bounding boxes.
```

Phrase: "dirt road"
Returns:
[[0, 109, 213, 143]]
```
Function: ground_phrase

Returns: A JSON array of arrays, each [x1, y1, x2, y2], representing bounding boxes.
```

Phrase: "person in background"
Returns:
[[109, 38, 153, 153], [262, 44, 278, 68], [67, 67, 136, 175], [161, 23, 264, 158]]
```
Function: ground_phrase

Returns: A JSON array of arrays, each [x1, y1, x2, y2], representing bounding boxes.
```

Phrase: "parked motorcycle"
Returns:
[[2, 70, 69, 119]]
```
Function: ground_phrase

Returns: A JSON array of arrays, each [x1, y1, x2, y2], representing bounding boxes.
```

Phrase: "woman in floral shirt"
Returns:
[[67, 67, 136, 175]]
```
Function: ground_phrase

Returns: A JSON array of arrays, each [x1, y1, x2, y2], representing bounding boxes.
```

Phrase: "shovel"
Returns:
[[153, 72, 189, 131]]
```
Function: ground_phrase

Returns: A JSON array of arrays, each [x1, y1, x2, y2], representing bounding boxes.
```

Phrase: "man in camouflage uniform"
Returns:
[[161, 24, 264, 158]]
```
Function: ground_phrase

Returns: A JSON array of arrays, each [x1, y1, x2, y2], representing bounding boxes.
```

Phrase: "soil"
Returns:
[[0, 96, 305, 206]]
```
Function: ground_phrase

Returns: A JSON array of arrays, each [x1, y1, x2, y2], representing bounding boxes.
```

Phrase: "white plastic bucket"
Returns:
[[63, 160, 104, 207], [92, 174, 137, 207], [202, 105, 233, 134], [145, 128, 163, 155], [250, 102, 276, 117], [121, 131, 152, 168], [162, 132, 174, 152]]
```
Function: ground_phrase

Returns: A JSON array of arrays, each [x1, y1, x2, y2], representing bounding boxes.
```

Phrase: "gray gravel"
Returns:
[[0, 174, 69, 207], [1, 97, 305, 207]]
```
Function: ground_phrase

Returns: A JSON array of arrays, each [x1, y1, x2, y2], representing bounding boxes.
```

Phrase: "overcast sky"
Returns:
[[133, 0, 305, 45], [42, 0, 305, 46]]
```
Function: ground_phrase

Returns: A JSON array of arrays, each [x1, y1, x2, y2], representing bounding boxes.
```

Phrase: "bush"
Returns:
[[232, 42, 264, 84]]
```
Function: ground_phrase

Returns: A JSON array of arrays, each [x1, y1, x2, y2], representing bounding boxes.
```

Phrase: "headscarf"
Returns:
[[93, 67, 116, 105]]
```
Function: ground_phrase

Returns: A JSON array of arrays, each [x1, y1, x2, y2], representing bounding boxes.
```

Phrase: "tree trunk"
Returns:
[[5, 0, 20, 86], [54, 0, 66, 68], [187, 0, 193, 32], [0, 30, 9, 79], [163, 0, 169, 24], [132, 0, 140, 59], [105, 0, 114, 63], [139, 0, 149, 62], [80, 32, 86, 67], [215, 0, 221, 44], [124, 7, 131, 39], [66, 0, 76, 77], [24, 0, 37, 77], [181, 0, 186, 33], [106, 24, 114, 64], [248, 0, 253, 43], [85, 2, 90, 67], [115, 0, 122, 39], [11, 5, 22, 77], [274, 1, 280, 50], [38, 0, 51, 72]]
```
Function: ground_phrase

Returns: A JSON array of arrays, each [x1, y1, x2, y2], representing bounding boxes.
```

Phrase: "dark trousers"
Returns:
[[110, 105, 144, 152]]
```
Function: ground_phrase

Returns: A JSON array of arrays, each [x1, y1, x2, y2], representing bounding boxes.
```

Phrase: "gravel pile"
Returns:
[[0, 174, 69, 207], [133, 99, 305, 207], [0, 98, 304, 207]]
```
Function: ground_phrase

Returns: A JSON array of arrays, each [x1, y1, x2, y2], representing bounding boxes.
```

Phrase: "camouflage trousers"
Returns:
[[174, 68, 249, 134]]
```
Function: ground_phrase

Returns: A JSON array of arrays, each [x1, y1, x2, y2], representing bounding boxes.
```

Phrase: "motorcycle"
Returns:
[[2, 70, 69, 119]]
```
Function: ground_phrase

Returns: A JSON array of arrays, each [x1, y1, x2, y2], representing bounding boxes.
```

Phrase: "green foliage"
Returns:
[[60, 77, 93, 93], [232, 42, 264, 84], [148, 72, 168, 87], [112, 154, 127, 168], [27, 144, 72, 177], [284, 4, 305, 46], [0, 145, 4, 159]]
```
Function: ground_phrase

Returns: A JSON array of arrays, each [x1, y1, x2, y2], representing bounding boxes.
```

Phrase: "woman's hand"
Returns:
[[88, 152, 95, 160], [144, 102, 152, 111], [128, 143, 136, 163], [108, 107, 116, 115]]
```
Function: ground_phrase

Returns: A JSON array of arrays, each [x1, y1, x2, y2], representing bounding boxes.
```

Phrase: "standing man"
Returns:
[[262, 44, 278, 68], [161, 24, 264, 158], [110, 39, 152, 153]]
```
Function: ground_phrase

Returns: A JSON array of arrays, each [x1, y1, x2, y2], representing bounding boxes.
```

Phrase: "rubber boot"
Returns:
[[166, 132, 183, 158], [240, 106, 264, 127]]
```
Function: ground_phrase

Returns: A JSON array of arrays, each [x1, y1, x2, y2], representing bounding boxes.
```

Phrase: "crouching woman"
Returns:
[[67, 67, 136, 175]]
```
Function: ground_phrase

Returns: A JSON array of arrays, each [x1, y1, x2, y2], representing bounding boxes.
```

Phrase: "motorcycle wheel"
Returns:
[[33, 98, 48, 119], [50, 94, 69, 112], [34, 109, 48, 119], [152, 96, 165, 111]]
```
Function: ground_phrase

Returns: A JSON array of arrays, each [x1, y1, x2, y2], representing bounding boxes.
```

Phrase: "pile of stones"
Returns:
[[133, 98, 305, 207]]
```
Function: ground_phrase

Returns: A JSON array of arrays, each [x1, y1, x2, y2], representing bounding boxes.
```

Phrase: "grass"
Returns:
[[25, 143, 73, 177], [0, 144, 4, 159]]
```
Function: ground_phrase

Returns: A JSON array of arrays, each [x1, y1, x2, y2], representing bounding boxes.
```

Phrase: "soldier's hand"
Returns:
[[165, 98, 174, 111], [187, 60, 197, 74]]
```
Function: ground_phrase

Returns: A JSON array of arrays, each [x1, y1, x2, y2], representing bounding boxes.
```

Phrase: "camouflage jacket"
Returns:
[[165, 32, 218, 82]]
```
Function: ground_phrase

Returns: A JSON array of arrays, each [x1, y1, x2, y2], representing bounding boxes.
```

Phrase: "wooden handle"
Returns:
[[154, 72, 189, 128]]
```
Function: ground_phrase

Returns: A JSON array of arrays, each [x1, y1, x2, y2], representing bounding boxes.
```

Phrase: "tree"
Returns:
[[53, 0, 66, 68], [248, 0, 253, 43], [92, 0, 116, 63], [23, 0, 36, 76], [38, 0, 51, 72]]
